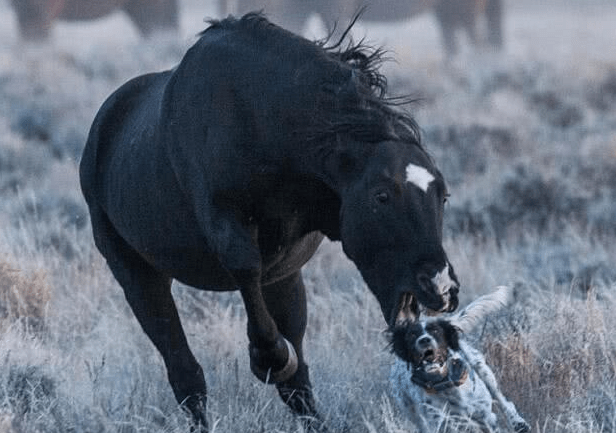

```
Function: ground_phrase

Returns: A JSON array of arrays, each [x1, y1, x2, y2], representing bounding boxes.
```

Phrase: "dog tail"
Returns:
[[450, 286, 512, 333]]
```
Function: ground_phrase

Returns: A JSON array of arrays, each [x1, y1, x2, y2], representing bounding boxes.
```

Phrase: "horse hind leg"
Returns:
[[10, 0, 54, 40], [88, 208, 207, 430], [484, 0, 503, 49], [434, 2, 459, 58], [122, 0, 179, 36], [261, 272, 321, 423]]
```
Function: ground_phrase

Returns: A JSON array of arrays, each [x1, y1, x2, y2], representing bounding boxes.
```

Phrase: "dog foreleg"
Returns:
[[464, 344, 530, 432], [391, 363, 432, 433]]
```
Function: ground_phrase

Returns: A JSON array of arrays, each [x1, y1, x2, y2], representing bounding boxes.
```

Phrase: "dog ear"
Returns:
[[439, 320, 461, 351], [450, 286, 512, 333], [389, 325, 412, 362]]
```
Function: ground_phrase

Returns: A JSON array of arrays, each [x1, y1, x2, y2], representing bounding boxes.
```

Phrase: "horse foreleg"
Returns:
[[236, 267, 299, 385], [199, 207, 298, 389], [262, 272, 319, 420], [90, 210, 207, 431]]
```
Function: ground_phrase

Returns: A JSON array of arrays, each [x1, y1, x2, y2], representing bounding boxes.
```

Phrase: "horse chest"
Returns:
[[251, 177, 331, 251], [257, 203, 307, 256]]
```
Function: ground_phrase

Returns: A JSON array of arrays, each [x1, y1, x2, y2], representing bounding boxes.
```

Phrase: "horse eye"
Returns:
[[444, 193, 451, 204], [375, 191, 390, 203]]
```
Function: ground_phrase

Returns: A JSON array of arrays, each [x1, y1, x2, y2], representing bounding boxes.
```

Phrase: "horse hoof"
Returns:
[[181, 394, 208, 432], [251, 337, 298, 383]]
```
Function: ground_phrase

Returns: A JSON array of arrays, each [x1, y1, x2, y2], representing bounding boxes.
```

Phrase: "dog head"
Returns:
[[389, 286, 512, 387], [390, 319, 461, 380]]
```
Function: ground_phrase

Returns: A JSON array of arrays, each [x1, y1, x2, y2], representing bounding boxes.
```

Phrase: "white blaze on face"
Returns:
[[405, 163, 435, 193], [431, 264, 455, 295]]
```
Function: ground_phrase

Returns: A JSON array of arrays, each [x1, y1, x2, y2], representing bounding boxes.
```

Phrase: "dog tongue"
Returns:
[[412, 364, 448, 387]]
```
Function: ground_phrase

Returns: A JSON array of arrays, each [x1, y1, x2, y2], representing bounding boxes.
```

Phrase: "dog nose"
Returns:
[[417, 336, 431, 347]]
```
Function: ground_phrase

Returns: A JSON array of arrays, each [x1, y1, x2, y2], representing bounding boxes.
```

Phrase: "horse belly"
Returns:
[[144, 243, 237, 291], [261, 232, 324, 285]]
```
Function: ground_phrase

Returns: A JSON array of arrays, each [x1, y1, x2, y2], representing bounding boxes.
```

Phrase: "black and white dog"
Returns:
[[389, 286, 530, 433]]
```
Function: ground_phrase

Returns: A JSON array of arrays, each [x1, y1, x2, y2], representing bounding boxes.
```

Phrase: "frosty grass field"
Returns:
[[1, 0, 616, 431]]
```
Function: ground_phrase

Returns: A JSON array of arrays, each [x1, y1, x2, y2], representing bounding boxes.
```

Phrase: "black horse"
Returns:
[[80, 13, 459, 430]]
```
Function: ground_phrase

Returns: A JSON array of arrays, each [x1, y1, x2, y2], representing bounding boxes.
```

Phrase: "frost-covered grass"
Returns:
[[1, 0, 616, 432]]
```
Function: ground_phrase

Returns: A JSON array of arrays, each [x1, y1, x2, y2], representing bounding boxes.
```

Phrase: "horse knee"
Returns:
[[250, 336, 298, 383]]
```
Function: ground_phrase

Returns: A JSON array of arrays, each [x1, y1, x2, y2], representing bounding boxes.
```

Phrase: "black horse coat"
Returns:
[[80, 13, 459, 430]]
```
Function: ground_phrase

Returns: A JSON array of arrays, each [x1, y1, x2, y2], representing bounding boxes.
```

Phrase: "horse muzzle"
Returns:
[[392, 264, 460, 325]]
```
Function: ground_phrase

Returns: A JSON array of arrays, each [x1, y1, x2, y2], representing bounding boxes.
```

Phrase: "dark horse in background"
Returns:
[[221, 0, 503, 57], [80, 13, 460, 431], [10, 0, 178, 40]]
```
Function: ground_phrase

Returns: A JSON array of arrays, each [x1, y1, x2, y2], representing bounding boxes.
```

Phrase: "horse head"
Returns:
[[336, 137, 459, 327]]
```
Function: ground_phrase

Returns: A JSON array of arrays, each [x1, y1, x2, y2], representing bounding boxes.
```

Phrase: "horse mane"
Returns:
[[202, 12, 422, 149], [315, 37, 422, 147]]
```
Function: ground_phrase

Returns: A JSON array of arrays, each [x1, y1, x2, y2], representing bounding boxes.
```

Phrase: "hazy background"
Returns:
[[1, 0, 616, 432]]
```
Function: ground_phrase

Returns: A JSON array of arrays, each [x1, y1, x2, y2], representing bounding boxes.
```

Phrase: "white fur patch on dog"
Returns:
[[405, 163, 435, 192]]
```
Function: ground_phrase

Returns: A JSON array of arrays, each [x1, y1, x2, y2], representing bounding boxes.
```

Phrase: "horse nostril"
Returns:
[[450, 286, 459, 296]]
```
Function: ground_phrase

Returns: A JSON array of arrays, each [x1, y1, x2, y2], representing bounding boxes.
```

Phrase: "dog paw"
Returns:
[[513, 420, 530, 433]]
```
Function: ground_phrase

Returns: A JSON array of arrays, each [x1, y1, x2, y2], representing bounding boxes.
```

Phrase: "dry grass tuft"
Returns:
[[484, 289, 616, 430], [484, 334, 566, 423], [0, 259, 50, 332]]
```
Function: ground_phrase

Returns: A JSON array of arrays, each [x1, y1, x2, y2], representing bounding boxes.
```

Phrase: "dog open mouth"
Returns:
[[412, 353, 470, 391], [419, 349, 448, 376]]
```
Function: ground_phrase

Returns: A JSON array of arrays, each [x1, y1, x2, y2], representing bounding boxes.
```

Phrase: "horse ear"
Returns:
[[334, 70, 361, 108], [320, 69, 357, 96], [325, 135, 362, 179]]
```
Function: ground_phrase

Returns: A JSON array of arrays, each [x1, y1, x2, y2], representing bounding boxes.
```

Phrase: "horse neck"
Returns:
[[294, 139, 372, 195]]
